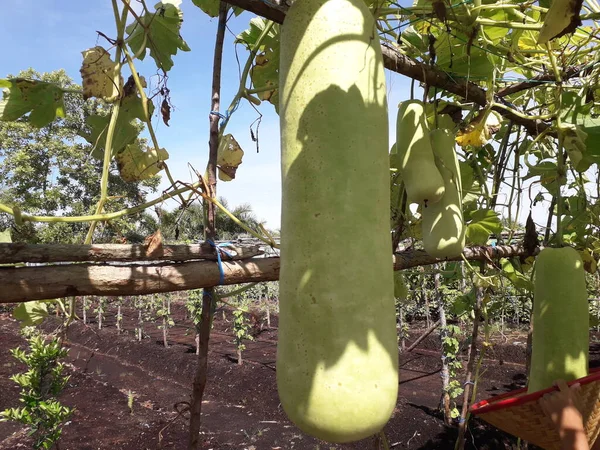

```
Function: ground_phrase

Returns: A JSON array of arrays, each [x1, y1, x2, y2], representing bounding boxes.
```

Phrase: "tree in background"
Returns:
[[0, 69, 159, 244], [154, 197, 263, 243]]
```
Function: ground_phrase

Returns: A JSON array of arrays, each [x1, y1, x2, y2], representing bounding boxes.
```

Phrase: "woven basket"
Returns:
[[470, 369, 600, 450]]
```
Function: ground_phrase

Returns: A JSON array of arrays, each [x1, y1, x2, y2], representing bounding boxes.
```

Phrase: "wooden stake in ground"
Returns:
[[436, 266, 452, 426], [405, 319, 441, 353], [455, 283, 484, 450]]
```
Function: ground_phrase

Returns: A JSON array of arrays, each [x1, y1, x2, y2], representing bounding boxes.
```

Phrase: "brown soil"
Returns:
[[1, 302, 594, 450]]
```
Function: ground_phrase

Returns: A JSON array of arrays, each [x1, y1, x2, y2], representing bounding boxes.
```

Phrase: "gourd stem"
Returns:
[[546, 43, 564, 247], [84, 0, 129, 245]]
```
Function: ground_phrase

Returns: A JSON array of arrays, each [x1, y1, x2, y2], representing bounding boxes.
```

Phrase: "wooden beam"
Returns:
[[0, 258, 281, 303], [380, 46, 550, 136], [0, 244, 532, 303], [0, 243, 263, 264]]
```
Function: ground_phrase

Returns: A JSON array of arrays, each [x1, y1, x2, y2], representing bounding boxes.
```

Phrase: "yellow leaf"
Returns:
[[116, 141, 169, 182], [580, 249, 597, 274], [80, 46, 123, 102], [518, 31, 542, 50], [217, 134, 244, 182]]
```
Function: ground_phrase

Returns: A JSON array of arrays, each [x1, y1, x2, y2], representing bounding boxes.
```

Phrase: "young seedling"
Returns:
[[1, 327, 73, 450]]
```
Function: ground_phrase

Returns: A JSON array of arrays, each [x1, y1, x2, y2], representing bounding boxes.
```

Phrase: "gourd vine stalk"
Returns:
[[84, 0, 129, 245], [120, 0, 148, 60], [0, 180, 265, 245], [491, 101, 555, 121], [490, 121, 513, 210], [506, 127, 522, 243], [474, 19, 542, 30], [63, 0, 131, 333], [461, 254, 496, 285], [246, 85, 278, 95], [455, 276, 485, 450], [179, 18, 275, 209], [216, 282, 259, 300], [379, 430, 391, 450], [462, 296, 491, 442], [219, 20, 275, 137], [470, 153, 491, 204], [0, 180, 203, 223], [186, 183, 279, 248]]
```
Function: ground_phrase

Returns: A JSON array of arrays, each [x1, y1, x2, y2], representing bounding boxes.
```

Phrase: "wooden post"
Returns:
[[455, 283, 484, 450], [436, 267, 451, 425], [188, 4, 227, 449]]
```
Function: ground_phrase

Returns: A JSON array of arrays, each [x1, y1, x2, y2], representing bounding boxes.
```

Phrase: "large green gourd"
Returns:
[[278, 0, 399, 443], [528, 247, 589, 393], [395, 100, 445, 205], [421, 128, 465, 258]]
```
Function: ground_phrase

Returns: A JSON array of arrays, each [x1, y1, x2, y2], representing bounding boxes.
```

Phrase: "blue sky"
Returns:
[[1, 0, 413, 230]]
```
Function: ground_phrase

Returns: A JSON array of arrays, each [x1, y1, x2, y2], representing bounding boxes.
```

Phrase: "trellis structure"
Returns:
[[1, 0, 598, 449], [0, 242, 533, 303]]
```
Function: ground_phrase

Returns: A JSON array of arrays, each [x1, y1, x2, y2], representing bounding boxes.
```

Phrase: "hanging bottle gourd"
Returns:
[[528, 247, 589, 393], [277, 0, 399, 443], [394, 100, 445, 206], [421, 127, 465, 258]]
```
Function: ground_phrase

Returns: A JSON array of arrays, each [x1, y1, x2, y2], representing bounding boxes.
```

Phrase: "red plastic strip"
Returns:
[[470, 367, 600, 415]]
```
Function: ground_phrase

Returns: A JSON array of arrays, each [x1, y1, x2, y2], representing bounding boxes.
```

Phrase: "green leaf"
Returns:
[[0, 79, 65, 127], [500, 258, 533, 292], [399, 25, 428, 54], [236, 19, 280, 111], [523, 160, 560, 195], [12, 301, 49, 327], [435, 36, 494, 79], [451, 289, 475, 316], [480, 10, 511, 42], [81, 93, 151, 159], [192, 0, 219, 16], [560, 91, 600, 170], [192, 0, 244, 17], [466, 209, 502, 245], [126, 2, 191, 72], [459, 161, 474, 195]]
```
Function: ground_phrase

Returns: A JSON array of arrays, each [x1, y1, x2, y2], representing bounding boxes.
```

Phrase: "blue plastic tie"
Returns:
[[209, 110, 229, 124], [464, 381, 475, 387], [207, 239, 235, 285]]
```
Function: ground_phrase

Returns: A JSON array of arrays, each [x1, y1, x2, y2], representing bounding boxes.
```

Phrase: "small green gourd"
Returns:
[[395, 100, 445, 206], [528, 247, 589, 393], [421, 128, 465, 258], [394, 271, 409, 303]]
